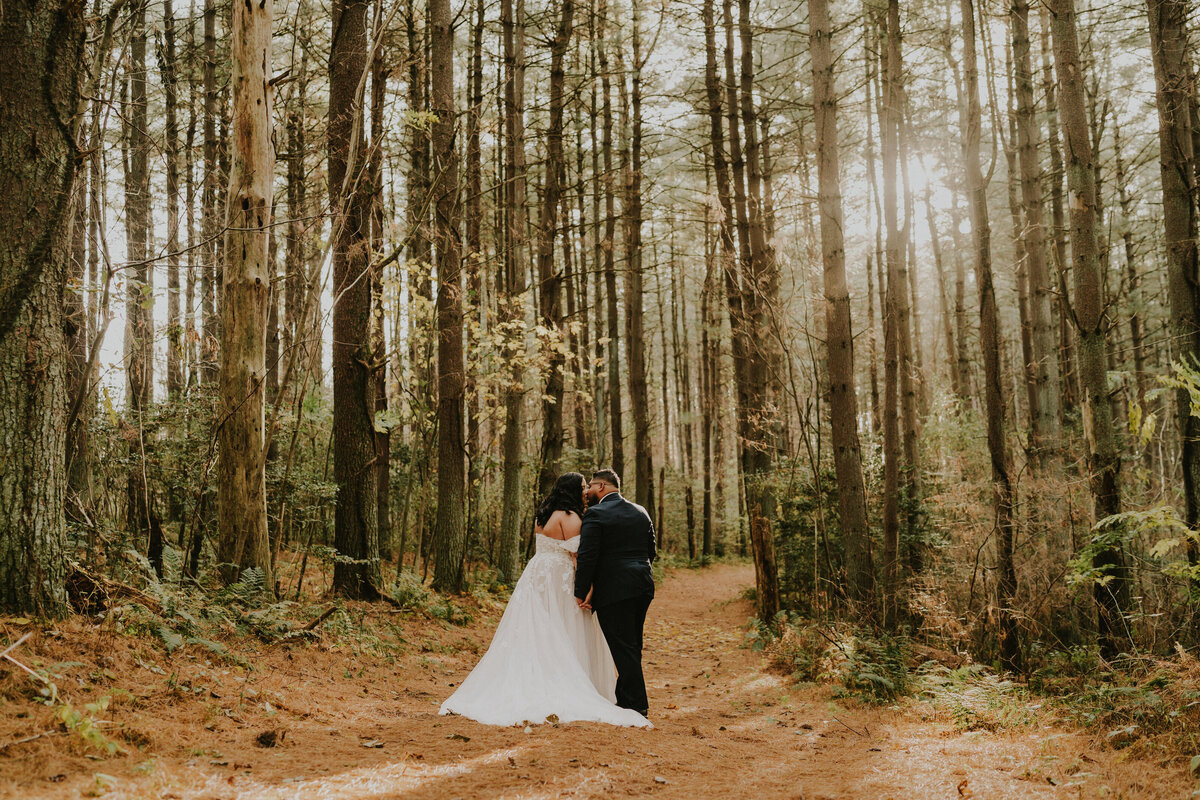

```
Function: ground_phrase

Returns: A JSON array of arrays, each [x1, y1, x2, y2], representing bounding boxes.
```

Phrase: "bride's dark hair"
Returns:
[[535, 472, 586, 527]]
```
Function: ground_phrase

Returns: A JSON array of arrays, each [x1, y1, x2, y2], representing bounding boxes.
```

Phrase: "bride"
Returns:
[[439, 472, 651, 728]]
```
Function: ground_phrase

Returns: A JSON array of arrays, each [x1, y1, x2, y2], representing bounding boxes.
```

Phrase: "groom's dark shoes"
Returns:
[[575, 487, 657, 714]]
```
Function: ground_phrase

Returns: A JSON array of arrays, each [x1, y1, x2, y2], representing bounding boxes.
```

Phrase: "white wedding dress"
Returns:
[[439, 533, 651, 727]]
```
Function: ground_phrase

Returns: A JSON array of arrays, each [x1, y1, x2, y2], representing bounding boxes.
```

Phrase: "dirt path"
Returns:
[[2, 564, 1193, 799]]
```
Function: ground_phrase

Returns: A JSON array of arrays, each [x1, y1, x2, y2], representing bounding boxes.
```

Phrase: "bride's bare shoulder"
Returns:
[[559, 510, 582, 538]]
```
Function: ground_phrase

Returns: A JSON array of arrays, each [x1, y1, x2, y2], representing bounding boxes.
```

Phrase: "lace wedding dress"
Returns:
[[439, 533, 651, 727]]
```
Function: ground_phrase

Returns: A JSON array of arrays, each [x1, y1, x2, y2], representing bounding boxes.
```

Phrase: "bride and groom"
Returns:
[[440, 469, 656, 728]]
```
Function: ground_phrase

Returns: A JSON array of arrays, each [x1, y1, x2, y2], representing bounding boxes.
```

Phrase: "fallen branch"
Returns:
[[272, 605, 340, 645], [302, 605, 338, 632], [0, 633, 50, 687], [831, 716, 868, 737], [0, 730, 60, 752]]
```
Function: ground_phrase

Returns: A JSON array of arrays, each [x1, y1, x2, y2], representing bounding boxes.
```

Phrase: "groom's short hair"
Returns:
[[592, 469, 621, 490]]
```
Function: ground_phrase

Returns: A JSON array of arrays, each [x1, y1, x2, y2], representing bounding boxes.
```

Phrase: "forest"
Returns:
[[3, 0, 1200, 793]]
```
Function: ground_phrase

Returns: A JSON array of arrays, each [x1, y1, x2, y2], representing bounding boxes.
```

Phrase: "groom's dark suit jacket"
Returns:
[[574, 492, 656, 608]]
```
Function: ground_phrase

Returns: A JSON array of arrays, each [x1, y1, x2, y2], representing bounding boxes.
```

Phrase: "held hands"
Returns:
[[576, 587, 594, 612]]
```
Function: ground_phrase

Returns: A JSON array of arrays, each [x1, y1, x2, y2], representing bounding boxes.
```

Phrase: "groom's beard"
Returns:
[[585, 489, 600, 506]]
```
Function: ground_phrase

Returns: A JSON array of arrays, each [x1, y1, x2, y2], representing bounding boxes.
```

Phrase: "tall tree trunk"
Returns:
[[464, 0, 484, 555], [1040, 3, 1077, 417], [622, 3, 654, 516], [880, 0, 904, 627], [202, 0, 220, 383], [1112, 123, 1147, 408], [430, 0, 465, 592], [1013, 0, 1061, 463], [810, 0, 876, 617], [67, 115, 89, 500], [536, 0, 576, 498], [330, 0, 381, 599], [600, 0, 624, 478], [497, 0, 528, 585], [1049, 0, 1129, 657], [702, 0, 738, 561], [0, 0, 85, 616], [1147, 0, 1200, 593], [865, 44, 883, 431], [962, 0, 1019, 670], [218, 0, 274, 589], [370, 16, 391, 560], [125, 0, 159, 575], [164, 0, 184, 402]]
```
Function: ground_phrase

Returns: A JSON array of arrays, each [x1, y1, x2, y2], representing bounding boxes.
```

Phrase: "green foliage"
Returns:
[[53, 691, 131, 756], [1070, 506, 1200, 589], [217, 567, 268, 603], [916, 663, 1036, 732], [747, 614, 910, 704], [390, 570, 432, 610], [832, 632, 910, 703], [1034, 645, 1200, 755], [774, 467, 843, 617]]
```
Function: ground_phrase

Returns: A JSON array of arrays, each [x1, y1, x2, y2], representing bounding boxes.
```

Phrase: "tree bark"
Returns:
[[1040, 3, 1077, 418], [810, 0, 877, 617], [1013, 0, 1061, 463], [0, 0, 86, 616], [880, 0, 904, 627], [961, 0, 1019, 670], [217, 0, 275, 590], [201, 0, 220, 383], [536, 0, 576, 499], [1147, 0, 1200, 590], [430, 0, 466, 592], [369, 15, 391, 560], [163, 0, 184, 402], [497, 0, 529, 585], [330, 0, 381, 598], [1049, 0, 1129, 657], [598, 0, 624, 478], [623, 3, 654, 516], [125, 0, 159, 576]]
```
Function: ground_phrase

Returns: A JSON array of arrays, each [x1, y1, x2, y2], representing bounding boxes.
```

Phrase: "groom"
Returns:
[[575, 469, 656, 717]]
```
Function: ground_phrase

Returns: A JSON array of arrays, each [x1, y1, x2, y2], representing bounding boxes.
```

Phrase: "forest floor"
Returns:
[[0, 563, 1196, 800]]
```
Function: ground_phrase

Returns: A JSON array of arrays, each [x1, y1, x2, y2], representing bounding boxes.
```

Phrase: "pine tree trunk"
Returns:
[[880, 0, 904, 627], [497, 0, 529, 585], [161, 0, 184, 402], [962, 0, 1020, 669], [330, 0, 381, 599], [67, 128, 89, 501], [217, 0, 274, 589], [536, 0, 576, 498], [1040, 4, 1077, 418], [622, 5, 654, 516], [464, 0, 484, 559], [599, 0, 624, 478], [702, 0, 738, 561], [430, 0, 466, 592], [370, 21, 391, 560], [0, 0, 85, 616], [201, 0, 220, 383], [810, 0, 877, 617], [125, 0, 159, 576], [1049, 0, 1129, 657], [1147, 0, 1200, 590], [1013, 0, 1061, 462]]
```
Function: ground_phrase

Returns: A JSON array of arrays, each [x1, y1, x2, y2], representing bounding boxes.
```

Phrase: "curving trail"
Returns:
[[2, 564, 1191, 799]]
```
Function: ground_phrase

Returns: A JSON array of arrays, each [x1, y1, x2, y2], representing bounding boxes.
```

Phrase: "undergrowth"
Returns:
[[747, 612, 1200, 766]]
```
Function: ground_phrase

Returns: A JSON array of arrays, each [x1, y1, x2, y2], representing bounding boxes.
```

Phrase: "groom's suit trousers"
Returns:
[[597, 594, 652, 714]]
